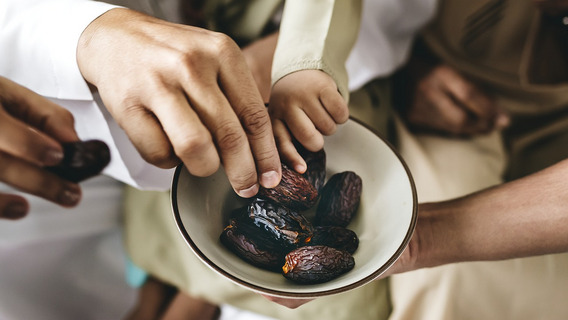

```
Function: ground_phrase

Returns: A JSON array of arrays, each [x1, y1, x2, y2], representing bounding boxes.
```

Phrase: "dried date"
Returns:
[[245, 198, 314, 248], [282, 245, 355, 284], [314, 171, 362, 227], [308, 226, 359, 254], [258, 163, 318, 211], [47, 140, 110, 183], [220, 217, 285, 271]]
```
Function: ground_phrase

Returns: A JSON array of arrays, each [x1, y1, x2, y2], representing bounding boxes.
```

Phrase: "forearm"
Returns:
[[417, 159, 568, 269]]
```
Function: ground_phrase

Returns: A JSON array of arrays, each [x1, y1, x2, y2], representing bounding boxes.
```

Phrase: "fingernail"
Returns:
[[59, 185, 81, 206], [237, 184, 259, 198], [260, 171, 280, 188], [44, 148, 64, 166], [294, 163, 307, 174], [4, 203, 28, 219]]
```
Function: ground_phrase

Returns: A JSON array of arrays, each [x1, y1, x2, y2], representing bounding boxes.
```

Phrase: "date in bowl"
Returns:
[[171, 118, 417, 298]]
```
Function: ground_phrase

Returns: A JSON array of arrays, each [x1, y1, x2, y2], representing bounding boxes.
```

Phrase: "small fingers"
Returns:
[[319, 85, 349, 125], [273, 119, 306, 173], [282, 106, 324, 152]]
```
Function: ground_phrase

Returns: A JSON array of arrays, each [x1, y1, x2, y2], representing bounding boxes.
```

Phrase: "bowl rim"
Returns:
[[171, 117, 418, 298]]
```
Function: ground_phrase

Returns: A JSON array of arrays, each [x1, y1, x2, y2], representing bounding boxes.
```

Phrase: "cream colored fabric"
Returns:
[[271, 0, 362, 100], [386, 1, 568, 319]]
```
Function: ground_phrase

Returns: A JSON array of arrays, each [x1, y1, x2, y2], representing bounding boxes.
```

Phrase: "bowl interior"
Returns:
[[172, 118, 417, 298]]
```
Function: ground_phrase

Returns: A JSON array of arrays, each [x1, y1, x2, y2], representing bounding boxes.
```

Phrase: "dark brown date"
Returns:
[[220, 220, 285, 271], [308, 226, 359, 254], [47, 140, 110, 183], [314, 171, 362, 227], [282, 245, 355, 284], [258, 163, 318, 211], [245, 198, 314, 248], [295, 142, 326, 193]]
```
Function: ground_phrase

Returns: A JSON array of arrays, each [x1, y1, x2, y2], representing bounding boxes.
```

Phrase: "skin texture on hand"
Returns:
[[400, 63, 509, 136], [269, 70, 349, 173], [0, 76, 82, 219], [77, 8, 282, 198]]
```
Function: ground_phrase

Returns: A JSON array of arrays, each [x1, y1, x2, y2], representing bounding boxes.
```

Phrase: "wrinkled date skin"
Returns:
[[315, 171, 362, 227], [246, 198, 314, 247], [220, 218, 285, 271], [47, 140, 111, 183], [295, 142, 326, 193], [282, 245, 355, 284], [258, 163, 318, 211], [308, 226, 359, 254]]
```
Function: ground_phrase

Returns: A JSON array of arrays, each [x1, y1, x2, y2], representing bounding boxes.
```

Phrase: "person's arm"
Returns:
[[271, 0, 361, 102], [0, 0, 172, 190], [2, 1, 283, 196], [268, 0, 361, 171], [390, 158, 568, 275]]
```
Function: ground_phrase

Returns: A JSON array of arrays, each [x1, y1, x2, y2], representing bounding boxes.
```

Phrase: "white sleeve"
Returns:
[[0, 0, 173, 191], [346, 0, 438, 91]]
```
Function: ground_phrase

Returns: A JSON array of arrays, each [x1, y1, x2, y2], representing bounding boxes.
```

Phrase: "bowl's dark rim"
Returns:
[[171, 116, 418, 298]]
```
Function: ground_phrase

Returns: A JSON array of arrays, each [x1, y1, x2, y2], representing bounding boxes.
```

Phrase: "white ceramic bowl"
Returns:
[[171, 118, 417, 298]]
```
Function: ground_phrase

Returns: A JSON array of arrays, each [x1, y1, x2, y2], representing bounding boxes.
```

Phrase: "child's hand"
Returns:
[[269, 70, 348, 173]]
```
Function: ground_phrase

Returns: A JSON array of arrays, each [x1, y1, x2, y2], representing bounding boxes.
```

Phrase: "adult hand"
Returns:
[[77, 8, 281, 198], [0, 76, 82, 219], [400, 63, 509, 136]]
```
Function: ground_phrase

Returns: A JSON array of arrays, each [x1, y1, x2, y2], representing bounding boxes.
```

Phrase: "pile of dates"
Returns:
[[220, 146, 362, 284]]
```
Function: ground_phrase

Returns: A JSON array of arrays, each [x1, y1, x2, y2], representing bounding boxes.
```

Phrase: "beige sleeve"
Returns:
[[271, 0, 362, 102]]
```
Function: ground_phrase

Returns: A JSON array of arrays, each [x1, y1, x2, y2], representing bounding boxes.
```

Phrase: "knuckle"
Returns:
[[240, 107, 271, 136], [318, 120, 337, 135], [143, 146, 179, 169], [175, 131, 213, 158], [230, 170, 258, 192], [210, 32, 238, 53], [216, 124, 246, 153]]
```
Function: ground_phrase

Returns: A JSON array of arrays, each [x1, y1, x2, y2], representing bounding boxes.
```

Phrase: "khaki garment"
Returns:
[[388, 1, 568, 320], [124, 79, 394, 320]]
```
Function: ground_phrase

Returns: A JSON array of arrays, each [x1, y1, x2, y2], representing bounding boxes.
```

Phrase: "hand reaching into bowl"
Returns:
[[77, 8, 282, 198]]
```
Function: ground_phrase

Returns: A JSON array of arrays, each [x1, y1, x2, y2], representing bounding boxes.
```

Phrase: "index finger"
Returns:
[[218, 43, 282, 189]]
